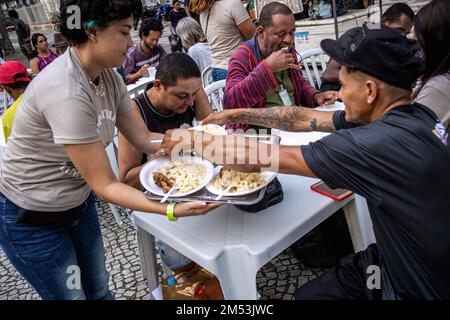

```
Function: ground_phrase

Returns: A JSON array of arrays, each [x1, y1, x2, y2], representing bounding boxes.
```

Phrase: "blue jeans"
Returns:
[[211, 68, 228, 82], [0, 192, 113, 300]]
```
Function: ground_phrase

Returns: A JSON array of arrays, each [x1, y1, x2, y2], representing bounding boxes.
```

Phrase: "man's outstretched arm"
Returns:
[[202, 106, 337, 133]]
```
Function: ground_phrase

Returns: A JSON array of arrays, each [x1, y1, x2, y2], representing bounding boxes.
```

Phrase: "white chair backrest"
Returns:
[[204, 80, 226, 112], [299, 48, 328, 89], [201, 65, 213, 88]]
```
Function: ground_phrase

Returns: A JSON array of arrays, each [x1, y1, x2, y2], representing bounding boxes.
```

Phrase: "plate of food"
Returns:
[[205, 166, 277, 197], [140, 156, 214, 197], [189, 124, 227, 136]]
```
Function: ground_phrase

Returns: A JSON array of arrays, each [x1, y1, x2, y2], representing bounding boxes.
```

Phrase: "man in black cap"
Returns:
[[165, 24, 450, 299]]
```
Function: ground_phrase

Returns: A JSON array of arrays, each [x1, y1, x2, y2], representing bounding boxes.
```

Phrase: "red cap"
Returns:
[[0, 61, 31, 85]]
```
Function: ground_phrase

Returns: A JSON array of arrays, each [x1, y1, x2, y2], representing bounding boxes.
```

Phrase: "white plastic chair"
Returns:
[[298, 48, 329, 89], [128, 81, 149, 99], [201, 65, 213, 88], [204, 79, 226, 113]]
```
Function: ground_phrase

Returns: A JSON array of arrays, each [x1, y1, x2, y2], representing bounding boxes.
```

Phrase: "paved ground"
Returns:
[[0, 196, 326, 300]]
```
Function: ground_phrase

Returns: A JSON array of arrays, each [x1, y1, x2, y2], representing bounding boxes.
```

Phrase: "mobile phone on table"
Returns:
[[310, 180, 353, 201]]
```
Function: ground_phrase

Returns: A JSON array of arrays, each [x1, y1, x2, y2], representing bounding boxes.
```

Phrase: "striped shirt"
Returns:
[[223, 34, 318, 131]]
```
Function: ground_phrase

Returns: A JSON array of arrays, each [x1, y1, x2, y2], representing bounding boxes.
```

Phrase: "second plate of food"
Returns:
[[206, 166, 277, 197], [140, 156, 214, 197]]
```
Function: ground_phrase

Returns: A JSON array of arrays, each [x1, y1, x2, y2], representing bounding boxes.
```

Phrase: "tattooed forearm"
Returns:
[[229, 107, 336, 132], [310, 118, 318, 131], [310, 118, 336, 132]]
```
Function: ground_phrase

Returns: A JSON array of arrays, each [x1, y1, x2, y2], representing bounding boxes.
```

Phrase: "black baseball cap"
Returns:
[[321, 25, 424, 90]]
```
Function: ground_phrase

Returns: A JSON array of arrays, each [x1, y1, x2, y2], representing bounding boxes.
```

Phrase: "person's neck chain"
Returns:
[[89, 74, 106, 97], [73, 47, 106, 97]]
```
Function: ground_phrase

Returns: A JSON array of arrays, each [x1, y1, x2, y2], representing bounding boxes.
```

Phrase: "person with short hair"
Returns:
[[320, 2, 415, 91], [8, 10, 32, 60], [0, 0, 218, 301], [223, 2, 337, 132], [176, 17, 212, 75], [0, 61, 31, 142], [118, 52, 213, 189], [123, 18, 166, 84], [30, 33, 60, 75], [182, 24, 450, 299], [413, 0, 450, 133]]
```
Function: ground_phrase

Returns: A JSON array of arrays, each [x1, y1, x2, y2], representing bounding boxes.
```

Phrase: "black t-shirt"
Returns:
[[301, 103, 450, 299]]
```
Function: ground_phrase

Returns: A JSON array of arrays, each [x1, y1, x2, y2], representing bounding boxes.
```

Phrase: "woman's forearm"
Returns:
[[100, 180, 167, 214]]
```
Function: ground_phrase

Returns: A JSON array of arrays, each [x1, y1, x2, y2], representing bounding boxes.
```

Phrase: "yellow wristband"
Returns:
[[166, 203, 177, 222]]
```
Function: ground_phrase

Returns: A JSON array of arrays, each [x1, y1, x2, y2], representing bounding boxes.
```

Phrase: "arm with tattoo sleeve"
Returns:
[[214, 107, 337, 132]]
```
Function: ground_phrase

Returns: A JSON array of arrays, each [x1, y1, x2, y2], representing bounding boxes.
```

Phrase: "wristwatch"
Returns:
[[166, 202, 177, 222]]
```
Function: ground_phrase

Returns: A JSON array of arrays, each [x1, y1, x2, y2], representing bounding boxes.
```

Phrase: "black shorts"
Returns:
[[294, 243, 382, 300]]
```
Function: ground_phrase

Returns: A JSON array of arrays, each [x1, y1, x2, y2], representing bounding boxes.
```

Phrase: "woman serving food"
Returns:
[[0, 0, 219, 301]]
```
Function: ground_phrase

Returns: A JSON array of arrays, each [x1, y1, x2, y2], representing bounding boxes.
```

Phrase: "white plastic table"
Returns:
[[126, 70, 155, 98], [132, 131, 375, 300]]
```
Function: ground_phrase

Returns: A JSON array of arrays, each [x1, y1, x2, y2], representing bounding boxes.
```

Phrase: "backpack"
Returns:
[[168, 34, 182, 53]]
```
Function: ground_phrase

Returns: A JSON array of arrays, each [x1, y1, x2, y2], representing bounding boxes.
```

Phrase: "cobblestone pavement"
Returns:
[[0, 197, 325, 300]]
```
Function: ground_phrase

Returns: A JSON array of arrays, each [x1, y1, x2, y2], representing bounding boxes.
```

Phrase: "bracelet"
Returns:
[[166, 202, 177, 222]]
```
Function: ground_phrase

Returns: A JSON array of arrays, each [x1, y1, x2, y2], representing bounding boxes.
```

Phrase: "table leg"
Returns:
[[343, 197, 375, 253], [136, 227, 159, 297]]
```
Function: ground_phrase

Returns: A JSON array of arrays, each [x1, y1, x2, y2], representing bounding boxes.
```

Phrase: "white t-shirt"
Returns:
[[199, 0, 251, 70], [0, 48, 133, 211]]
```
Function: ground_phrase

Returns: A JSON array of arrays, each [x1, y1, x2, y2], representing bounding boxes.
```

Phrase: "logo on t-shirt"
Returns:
[[432, 122, 448, 146], [96, 109, 116, 129], [96, 108, 116, 146]]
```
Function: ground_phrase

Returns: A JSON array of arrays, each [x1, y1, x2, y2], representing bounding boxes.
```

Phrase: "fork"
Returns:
[[215, 184, 233, 201], [160, 185, 177, 203]]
